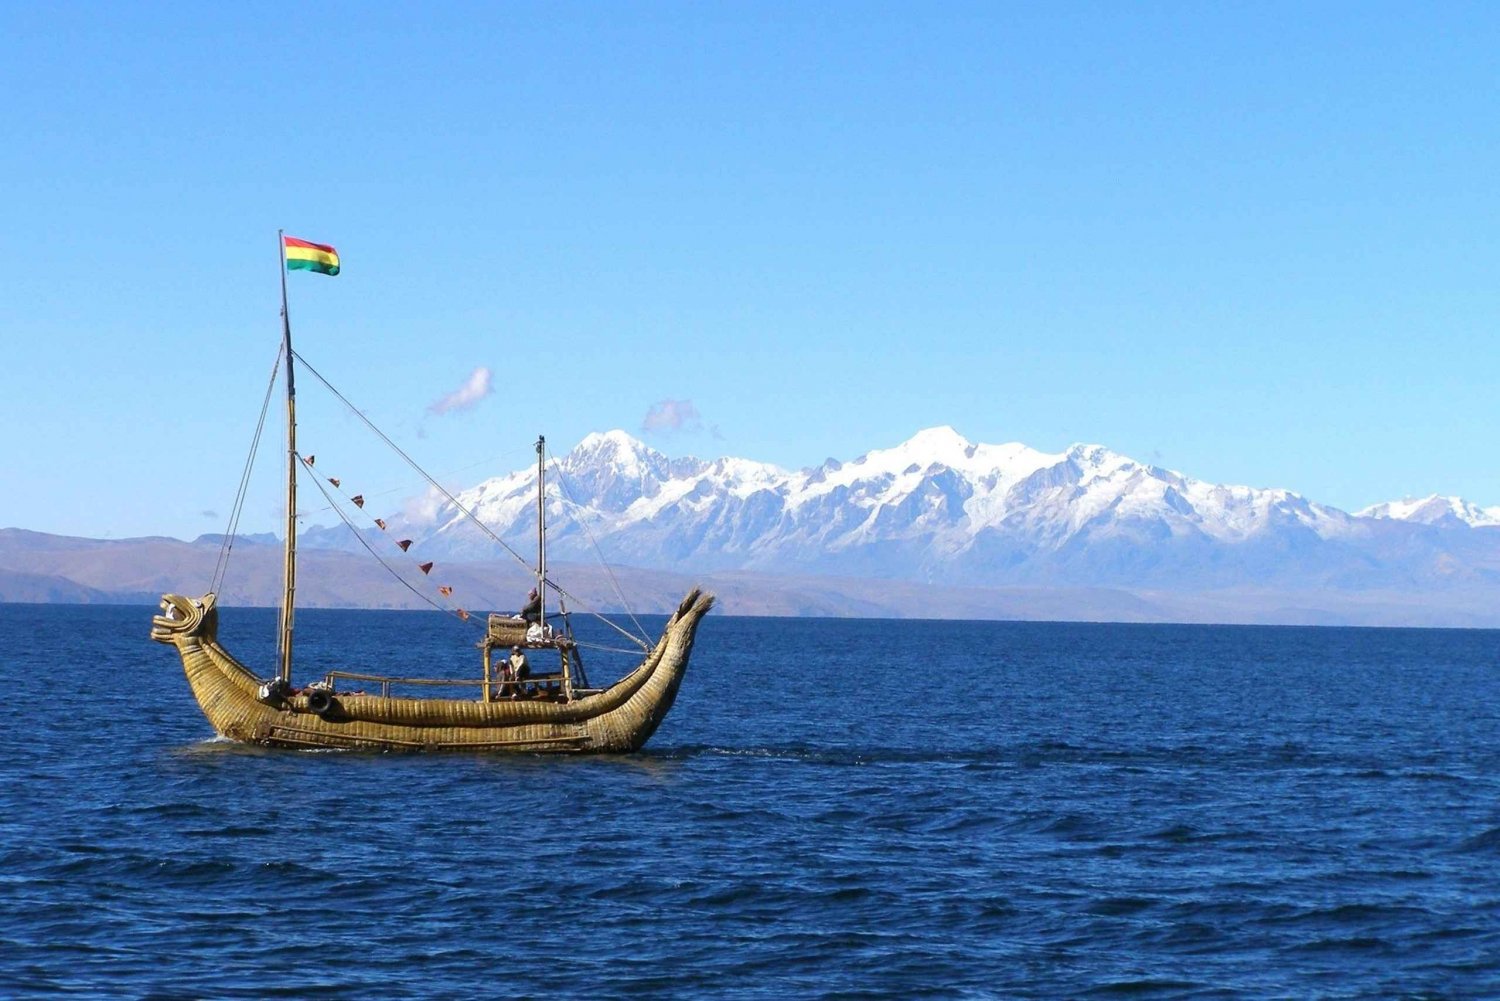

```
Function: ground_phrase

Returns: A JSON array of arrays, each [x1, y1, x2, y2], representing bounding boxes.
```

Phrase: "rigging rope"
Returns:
[[293, 351, 536, 574], [294, 350, 649, 652], [301, 455, 482, 628], [211, 344, 283, 594], [574, 640, 655, 656], [302, 449, 504, 616], [543, 577, 650, 652], [549, 459, 649, 642], [284, 444, 538, 523]]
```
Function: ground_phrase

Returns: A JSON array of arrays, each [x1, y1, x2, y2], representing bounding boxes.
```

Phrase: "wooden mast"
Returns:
[[276, 230, 298, 686], [536, 435, 546, 625], [535, 435, 570, 698]]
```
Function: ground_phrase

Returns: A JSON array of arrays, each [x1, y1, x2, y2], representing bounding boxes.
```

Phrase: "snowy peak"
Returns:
[[1065, 443, 1131, 473], [835, 427, 1058, 483], [1357, 495, 1500, 528], [845, 426, 970, 475], [346, 427, 1500, 592], [898, 425, 974, 462], [564, 429, 671, 477]]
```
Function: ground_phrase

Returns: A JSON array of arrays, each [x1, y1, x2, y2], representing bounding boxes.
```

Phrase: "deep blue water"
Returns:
[[3, 603, 1500, 999]]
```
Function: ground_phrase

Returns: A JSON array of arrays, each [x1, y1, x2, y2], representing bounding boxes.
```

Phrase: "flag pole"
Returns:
[[276, 229, 299, 686]]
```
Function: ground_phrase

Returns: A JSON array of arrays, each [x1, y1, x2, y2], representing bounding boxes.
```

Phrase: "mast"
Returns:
[[277, 230, 298, 686], [536, 435, 546, 627]]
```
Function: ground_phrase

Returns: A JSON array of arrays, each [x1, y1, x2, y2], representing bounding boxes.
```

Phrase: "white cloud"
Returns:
[[402, 484, 447, 525], [642, 398, 706, 435], [427, 367, 493, 416]]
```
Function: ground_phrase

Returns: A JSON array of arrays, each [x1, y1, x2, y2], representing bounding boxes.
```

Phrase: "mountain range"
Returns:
[[305, 426, 1500, 597], [8, 427, 1500, 626]]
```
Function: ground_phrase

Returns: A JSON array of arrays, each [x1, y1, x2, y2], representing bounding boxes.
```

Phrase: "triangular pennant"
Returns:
[[375, 518, 387, 530], [305, 455, 315, 466], [438, 585, 453, 597], [351, 495, 364, 508], [397, 539, 412, 552], [328, 477, 340, 488], [418, 562, 434, 575], [457, 608, 469, 621]]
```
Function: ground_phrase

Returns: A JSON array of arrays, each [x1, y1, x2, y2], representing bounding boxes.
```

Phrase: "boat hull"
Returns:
[[151, 589, 713, 753]]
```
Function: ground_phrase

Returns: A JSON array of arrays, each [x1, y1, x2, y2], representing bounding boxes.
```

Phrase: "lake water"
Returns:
[[2, 603, 1499, 998]]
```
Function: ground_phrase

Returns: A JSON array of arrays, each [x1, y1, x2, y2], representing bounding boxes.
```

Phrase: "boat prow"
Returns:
[[151, 588, 715, 753]]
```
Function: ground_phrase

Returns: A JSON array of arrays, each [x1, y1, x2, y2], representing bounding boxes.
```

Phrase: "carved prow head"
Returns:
[[150, 593, 219, 645]]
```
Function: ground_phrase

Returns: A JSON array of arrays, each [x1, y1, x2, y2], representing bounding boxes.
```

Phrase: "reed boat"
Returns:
[[150, 588, 713, 753], [151, 232, 712, 753]]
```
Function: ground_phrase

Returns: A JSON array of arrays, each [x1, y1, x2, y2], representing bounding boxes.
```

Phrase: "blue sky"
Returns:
[[4, 2, 1499, 538]]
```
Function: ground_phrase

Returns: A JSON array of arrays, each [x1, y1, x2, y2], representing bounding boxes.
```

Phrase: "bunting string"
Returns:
[[293, 349, 536, 574], [297, 451, 483, 626], [292, 351, 649, 651]]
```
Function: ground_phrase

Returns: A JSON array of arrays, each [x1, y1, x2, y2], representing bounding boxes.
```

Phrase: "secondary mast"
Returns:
[[536, 435, 546, 627]]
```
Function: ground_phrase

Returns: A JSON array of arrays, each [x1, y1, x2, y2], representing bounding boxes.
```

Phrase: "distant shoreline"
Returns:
[[7, 525, 1500, 629]]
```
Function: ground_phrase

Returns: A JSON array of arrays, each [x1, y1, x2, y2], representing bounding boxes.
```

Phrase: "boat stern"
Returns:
[[588, 587, 716, 752]]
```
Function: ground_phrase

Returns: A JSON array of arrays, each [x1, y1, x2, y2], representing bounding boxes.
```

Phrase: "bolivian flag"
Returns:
[[283, 236, 340, 276]]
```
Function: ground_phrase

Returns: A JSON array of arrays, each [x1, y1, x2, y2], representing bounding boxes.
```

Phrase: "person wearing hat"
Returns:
[[502, 644, 532, 699], [520, 587, 541, 625]]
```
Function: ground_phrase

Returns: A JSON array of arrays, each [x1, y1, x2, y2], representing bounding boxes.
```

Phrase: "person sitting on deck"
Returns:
[[502, 645, 531, 699], [520, 587, 541, 624]]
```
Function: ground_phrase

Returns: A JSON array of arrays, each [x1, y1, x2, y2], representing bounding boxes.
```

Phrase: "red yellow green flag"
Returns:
[[283, 236, 340, 276]]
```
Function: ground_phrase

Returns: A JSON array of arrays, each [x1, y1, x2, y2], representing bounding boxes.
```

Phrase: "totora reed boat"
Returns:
[[151, 232, 713, 752]]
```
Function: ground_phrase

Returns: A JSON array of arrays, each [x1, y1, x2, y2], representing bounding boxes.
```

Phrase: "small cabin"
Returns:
[[480, 612, 592, 701]]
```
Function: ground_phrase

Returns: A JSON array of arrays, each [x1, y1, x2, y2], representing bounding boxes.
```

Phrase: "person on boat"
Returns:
[[503, 645, 531, 699], [520, 587, 541, 624]]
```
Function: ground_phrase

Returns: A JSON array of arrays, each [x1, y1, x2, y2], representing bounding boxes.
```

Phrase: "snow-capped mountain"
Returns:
[[1357, 495, 1500, 529], [321, 427, 1500, 592]]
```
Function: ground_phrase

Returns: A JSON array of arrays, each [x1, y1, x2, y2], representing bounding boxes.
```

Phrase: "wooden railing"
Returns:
[[322, 669, 571, 700]]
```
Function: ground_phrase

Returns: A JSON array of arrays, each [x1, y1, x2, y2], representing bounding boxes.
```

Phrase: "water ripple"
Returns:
[[3, 606, 1499, 997]]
